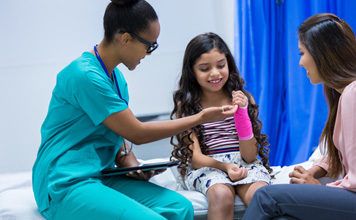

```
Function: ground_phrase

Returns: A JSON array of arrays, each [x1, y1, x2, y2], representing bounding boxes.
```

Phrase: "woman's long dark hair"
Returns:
[[298, 13, 356, 178], [170, 32, 271, 177]]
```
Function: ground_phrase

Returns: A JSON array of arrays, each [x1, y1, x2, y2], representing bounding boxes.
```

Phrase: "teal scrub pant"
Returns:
[[45, 175, 194, 220]]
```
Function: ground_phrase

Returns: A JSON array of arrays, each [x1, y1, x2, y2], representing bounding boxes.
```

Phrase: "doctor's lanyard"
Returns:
[[94, 45, 128, 106]]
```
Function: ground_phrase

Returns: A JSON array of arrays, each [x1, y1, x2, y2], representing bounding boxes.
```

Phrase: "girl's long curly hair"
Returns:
[[170, 32, 271, 178]]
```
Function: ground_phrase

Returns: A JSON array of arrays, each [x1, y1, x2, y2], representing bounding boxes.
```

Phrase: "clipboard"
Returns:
[[101, 160, 180, 176]]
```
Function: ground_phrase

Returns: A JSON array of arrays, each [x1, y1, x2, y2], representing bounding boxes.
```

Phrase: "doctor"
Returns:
[[32, 0, 237, 219]]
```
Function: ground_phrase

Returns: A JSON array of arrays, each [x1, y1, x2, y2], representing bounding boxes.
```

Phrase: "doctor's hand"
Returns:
[[126, 168, 167, 181], [201, 105, 238, 123], [289, 166, 321, 185], [226, 163, 248, 182]]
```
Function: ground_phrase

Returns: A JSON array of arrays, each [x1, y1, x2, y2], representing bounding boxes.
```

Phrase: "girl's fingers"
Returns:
[[232, 91, 248, 107]]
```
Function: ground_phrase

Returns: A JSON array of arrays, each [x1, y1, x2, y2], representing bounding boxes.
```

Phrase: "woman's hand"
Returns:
[[226, 163, 248, 182], [232, 90, 248, 108], [126, 168, 167, 181], [289, 166, 321, 185], [201, 105, 238, 123]]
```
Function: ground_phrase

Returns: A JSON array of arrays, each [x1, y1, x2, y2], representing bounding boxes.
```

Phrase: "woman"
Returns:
[[32, 1, 237, 219], [242, 13, 356, 220]]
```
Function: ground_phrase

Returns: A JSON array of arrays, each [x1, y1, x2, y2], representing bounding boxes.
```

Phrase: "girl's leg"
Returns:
[[235, 181, 267, 206], [104, 175, 194, 220], [242, 184, 356, 220], [206, 183, 235, 220]]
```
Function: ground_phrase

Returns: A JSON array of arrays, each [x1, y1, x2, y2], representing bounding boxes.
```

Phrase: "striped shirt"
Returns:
[[202, 116, 240, 154]]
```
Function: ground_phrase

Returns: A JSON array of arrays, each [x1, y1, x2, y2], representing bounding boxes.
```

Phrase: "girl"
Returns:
[[170, 32, 272, 220], [243, 13, 356, 220], [32, 1, 237, 220]]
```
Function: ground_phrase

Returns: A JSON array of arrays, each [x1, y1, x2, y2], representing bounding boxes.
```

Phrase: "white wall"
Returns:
[[0, 0, 235, 173]]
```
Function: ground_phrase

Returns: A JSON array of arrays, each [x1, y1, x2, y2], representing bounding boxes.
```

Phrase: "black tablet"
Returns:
[[101, 160, 180, 176]]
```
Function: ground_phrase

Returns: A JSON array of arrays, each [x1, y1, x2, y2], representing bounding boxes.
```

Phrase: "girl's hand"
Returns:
[[126, 168, 167, 181], [289, 166, 321, 185], [226, 163, 248, 182], [232, 90, 248, 108]]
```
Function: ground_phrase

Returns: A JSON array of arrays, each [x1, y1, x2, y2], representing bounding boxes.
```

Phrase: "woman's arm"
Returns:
[[289, 158, 327, 184], [289, 165, 322, 185], [308, 164, 327, 179], [115, 141, 139, 167], [327, 82, 356, 191], [103, 105, 237, 145], [115, 141, 164, 180]]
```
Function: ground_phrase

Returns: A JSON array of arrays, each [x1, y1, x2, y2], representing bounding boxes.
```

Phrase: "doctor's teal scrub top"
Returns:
[[32, 52, 129, 214]]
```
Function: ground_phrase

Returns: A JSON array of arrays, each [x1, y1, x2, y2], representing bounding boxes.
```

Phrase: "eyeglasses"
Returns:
[[119, 30, 159, 53]]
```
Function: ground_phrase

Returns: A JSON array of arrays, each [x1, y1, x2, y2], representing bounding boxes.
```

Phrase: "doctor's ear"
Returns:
[[117, 32, 132, 44]]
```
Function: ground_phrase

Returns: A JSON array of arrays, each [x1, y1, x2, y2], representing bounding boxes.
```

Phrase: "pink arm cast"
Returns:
[[233, 103, 253, 140]]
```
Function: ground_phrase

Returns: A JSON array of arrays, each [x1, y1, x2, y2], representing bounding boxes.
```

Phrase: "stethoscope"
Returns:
[[94, 45, 128, 106], [93, 45, 132, 155]]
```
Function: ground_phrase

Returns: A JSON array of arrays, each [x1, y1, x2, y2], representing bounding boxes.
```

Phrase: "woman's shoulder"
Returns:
[[59, 52, 95, 74], [71, 52, 100, 74], [345, 80, 356, 89], [340, 80, 356, 105], [343, 80, 356, 96], [61, 52, 106, 83]]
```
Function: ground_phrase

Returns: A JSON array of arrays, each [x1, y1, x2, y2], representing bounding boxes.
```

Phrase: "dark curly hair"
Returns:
[[170, 32, 272, 178]]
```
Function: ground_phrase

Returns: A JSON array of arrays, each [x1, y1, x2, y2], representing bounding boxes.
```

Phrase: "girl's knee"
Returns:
[[207, 184, 235, 207]]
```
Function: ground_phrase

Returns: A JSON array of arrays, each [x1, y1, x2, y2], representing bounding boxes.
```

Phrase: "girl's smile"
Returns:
[[208, 78, 223, 84]]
